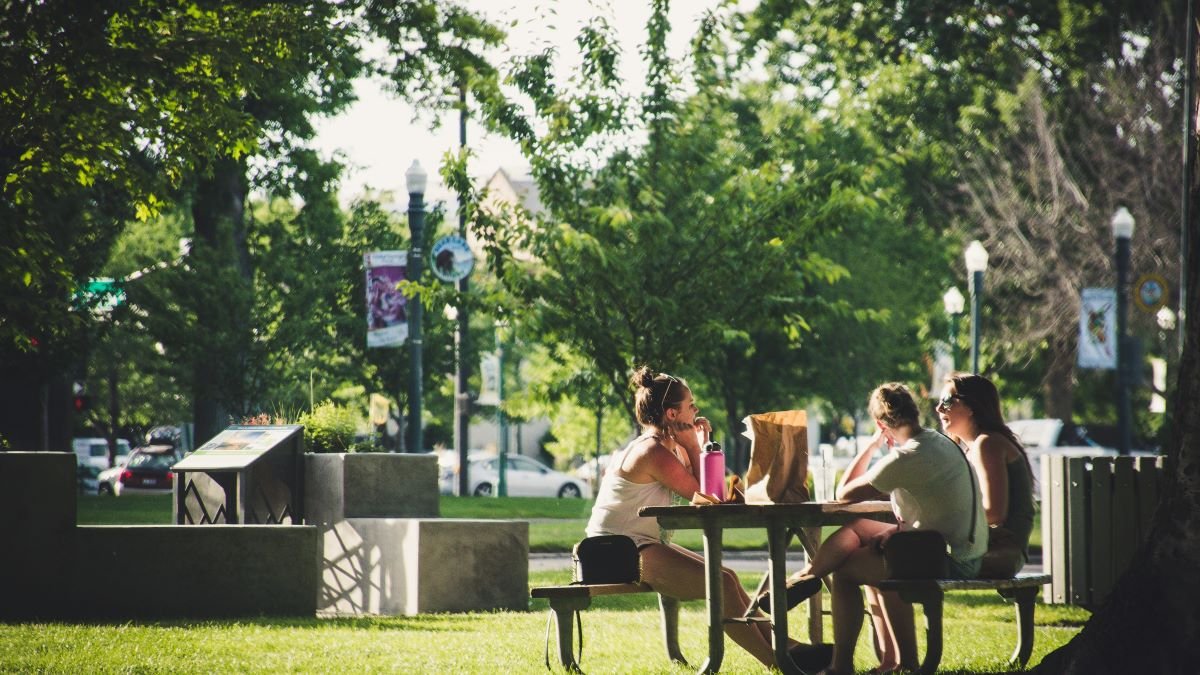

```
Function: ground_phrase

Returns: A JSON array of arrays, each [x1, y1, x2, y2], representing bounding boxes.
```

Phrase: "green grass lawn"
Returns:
[[0, 567, 1088, 673], [57, 495, 1082, 672]]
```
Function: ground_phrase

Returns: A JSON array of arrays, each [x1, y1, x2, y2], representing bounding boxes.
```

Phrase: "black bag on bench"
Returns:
[[572, 535, 640, 584]]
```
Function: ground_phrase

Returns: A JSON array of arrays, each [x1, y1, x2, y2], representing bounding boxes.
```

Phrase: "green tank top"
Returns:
[[1004, 457, 1036, 559]]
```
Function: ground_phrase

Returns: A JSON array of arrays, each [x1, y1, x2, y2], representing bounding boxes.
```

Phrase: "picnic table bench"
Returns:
[[872, 572, 1051, 674], [530, 582, 686, 671]]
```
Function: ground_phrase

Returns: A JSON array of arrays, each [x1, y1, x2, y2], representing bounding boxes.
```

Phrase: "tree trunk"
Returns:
[[190, 156, 250, 445], [1033, 35, 1200, 670], [1042, 334, 1076, 422]]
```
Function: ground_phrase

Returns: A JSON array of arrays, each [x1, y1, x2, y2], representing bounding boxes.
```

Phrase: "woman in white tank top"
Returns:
[[583, 367, 807, 669]]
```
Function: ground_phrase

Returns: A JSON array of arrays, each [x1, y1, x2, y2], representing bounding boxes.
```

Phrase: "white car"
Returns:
[[1007, 419, 1156, 494], [572, 453, 612, 490], [458, 454, 592, 498], [72, 437, 132, 471]]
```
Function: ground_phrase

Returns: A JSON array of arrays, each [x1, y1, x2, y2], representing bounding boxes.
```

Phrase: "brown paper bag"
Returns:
[[742, 410, 810, 504]]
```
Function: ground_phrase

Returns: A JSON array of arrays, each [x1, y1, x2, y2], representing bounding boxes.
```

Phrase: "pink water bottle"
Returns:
[[701, 441, 726, 500]]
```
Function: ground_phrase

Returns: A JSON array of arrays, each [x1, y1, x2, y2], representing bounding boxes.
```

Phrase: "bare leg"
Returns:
[[865, 586, 898, 670], [827, 544, 890, 674], [798, 518, 893, 580], [641, 543, 776, 667], [877, 590, 918, 670]]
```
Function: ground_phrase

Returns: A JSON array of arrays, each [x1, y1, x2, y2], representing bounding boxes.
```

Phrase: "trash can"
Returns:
[[1041, 453, 1162, 607]]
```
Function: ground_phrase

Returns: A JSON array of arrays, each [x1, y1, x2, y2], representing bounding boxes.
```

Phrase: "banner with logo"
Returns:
[[1078, 288, 1116, 369], [364, 251, 408, 348]]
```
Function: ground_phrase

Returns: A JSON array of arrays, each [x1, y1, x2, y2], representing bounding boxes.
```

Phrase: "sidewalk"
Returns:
[[531, 550, 1043, 575]]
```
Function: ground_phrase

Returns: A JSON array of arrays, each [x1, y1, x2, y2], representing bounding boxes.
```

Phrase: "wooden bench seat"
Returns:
[[530, 583, 685, 671], [871, 572, 1051, 674]]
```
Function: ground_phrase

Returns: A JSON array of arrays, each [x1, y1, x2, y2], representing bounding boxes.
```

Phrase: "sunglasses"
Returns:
[[660, 376, 678, 409], [936, 394, 963, 412]]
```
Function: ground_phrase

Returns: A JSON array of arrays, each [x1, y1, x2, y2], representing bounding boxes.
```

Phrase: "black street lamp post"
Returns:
[[1112, 206, 1135, 455], [406, 160, 427, 454], [965, 240, 989, 375], [943, 286, 965, 369]]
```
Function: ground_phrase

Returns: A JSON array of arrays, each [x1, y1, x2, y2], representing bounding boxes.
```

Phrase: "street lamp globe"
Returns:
[[943, 287, 965, 315], [964, 240, 989, 273], [405, 160, 427, 195], [1111, 206, 1135, 240], [1157, 306, 1177, 331]]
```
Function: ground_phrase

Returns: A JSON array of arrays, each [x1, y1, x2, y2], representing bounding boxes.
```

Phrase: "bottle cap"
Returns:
[[704, 441, 722, 452]]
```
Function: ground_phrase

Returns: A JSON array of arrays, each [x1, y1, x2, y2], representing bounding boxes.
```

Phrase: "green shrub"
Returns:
[[299, 401, 361, 453]]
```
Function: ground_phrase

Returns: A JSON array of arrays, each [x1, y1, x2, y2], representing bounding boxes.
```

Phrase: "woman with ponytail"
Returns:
[[585, 366, 794, 667]]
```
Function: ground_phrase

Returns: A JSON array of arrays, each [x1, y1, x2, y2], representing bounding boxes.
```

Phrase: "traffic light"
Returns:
[[72, 381, 90, 412]]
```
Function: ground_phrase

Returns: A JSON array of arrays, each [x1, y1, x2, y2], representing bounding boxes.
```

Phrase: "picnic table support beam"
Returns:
[[549, 595, 589, 671], [767, 520, 803, 674], [659, 594, 687, 665], [700, 518, 724, 674], [1001, 586, 1039, 667], [893, 585, 945, 675]]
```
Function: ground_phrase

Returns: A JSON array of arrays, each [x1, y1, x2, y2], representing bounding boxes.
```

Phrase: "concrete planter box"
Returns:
[[320, 518, 529, 615], [304, 452, 439, 525]]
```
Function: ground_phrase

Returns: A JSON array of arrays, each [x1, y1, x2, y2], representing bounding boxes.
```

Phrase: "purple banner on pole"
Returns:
[[364, 251, 408, 348]]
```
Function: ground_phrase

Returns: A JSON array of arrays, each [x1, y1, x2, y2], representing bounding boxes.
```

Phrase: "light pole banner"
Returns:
[[477, 352, 500, 406], [364, 251, 409, 348], [1078, 287, 1117, 370]]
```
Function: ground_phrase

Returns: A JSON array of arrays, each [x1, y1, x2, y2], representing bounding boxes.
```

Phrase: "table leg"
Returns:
[[768, 520, 803, 675], [700, 519, 724, 674], [799, 526, 823, 644]]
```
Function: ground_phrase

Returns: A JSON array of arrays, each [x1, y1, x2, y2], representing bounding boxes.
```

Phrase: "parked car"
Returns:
[[77, 463, 101, 495], [72, 437, 132, 471], [454, 453, 592, 498], [96, 444, 181, 496], [572, 453, 612, 490], [1007, 418, 1156, 491]]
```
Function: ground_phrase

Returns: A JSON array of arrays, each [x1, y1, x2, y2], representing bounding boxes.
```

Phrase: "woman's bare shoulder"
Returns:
[[976, 433, 1021, 461]]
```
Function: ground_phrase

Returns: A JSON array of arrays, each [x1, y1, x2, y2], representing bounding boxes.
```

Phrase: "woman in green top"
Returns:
[[861, 374, 1036, 673]]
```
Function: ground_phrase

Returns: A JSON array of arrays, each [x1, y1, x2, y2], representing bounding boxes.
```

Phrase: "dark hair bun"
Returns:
[[631, 366, 656, 389]]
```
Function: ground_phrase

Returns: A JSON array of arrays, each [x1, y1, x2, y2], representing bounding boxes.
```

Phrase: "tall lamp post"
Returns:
[[1112, 206, 1135, 455], [964, 240, 989, 375], [406, 160, 426, 454], [495, 319, 509, 497], [943, 286, 965, 369]]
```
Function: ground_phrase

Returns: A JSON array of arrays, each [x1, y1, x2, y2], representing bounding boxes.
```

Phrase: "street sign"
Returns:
[[430, 235, 474, 283], [74, 277, 126, 314], [1134, 273, 1168, 313]]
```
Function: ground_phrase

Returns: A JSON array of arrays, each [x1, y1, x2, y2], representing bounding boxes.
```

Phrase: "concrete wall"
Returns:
[[320, 518, 528, 616], [0, 452, 76, 619], [73, 525, 319, 619], [305, 453, 439, 525], [1, 451, 318, 620]]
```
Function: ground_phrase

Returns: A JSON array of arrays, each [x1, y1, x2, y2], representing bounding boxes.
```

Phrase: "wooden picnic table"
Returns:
[[640, 500, 895, 674]]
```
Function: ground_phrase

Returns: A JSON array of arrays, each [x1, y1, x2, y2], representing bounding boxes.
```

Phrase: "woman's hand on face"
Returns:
[[866, 428, 889, 452], [694, 416, 712, 447]]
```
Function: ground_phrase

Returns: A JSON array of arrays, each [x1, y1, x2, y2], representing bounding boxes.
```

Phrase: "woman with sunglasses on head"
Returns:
[[586, 366, 797, 668], [936, 373, 1036, 578]]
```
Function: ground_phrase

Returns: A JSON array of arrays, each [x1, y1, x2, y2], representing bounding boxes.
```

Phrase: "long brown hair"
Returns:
[[631, 366, 687, 430], [946, 373, 1033, 481]]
